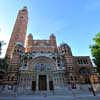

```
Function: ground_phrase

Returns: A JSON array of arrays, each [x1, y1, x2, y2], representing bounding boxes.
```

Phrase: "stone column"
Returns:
[[47, 75, 49, 91], [36, 74, 38, 91]]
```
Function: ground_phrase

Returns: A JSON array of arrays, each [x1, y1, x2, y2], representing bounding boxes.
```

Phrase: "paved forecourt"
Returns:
[[0, 95, 100, 100]]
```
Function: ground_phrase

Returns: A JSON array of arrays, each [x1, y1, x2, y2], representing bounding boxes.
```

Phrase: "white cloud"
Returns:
[[0, 25, 10, 58]]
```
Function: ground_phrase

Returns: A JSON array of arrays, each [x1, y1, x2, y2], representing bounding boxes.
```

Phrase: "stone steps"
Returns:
[[0, 85, 99, 96]]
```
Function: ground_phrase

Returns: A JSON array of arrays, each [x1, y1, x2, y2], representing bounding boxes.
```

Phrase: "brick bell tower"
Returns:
[[6, 6, 28, 59]]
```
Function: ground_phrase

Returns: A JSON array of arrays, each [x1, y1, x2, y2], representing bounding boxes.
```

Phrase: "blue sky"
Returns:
[[0, 0, 100, 58]]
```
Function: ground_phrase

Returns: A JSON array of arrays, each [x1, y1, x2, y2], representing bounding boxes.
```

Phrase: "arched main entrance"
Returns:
[[29, 56, 56, 91]]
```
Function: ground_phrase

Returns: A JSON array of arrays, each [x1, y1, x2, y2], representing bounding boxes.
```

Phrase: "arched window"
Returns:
[[75, 76, 77, 81], [11, 76, 15, 81], [8, 76, 10, 81], [71, 76, 73, 81]]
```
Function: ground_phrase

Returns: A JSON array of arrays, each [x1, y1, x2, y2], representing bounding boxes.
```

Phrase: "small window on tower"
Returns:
[[16, 34, 19, 40], [20, 16, 24, 19]]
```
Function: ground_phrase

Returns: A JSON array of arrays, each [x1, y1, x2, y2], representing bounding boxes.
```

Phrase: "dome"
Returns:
[[50, 33, 56, 39], [60, 43, 72, 56], [60, 43, 70, 49], [28, 33, 33, 39]]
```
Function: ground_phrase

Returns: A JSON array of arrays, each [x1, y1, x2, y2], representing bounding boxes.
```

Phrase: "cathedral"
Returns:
[[0, 7, 99, 95]]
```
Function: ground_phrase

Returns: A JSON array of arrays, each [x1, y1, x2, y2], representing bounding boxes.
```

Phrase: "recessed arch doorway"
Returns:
[[30, 56, 56, 91]]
